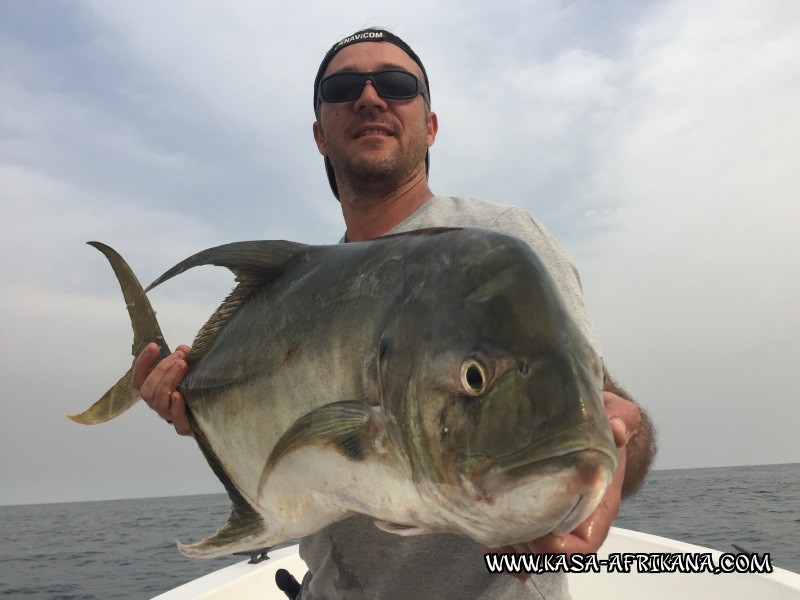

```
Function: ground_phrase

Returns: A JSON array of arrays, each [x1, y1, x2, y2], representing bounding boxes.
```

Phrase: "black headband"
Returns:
[[314, 29, 430, 114], [314, 28, 431, 200]]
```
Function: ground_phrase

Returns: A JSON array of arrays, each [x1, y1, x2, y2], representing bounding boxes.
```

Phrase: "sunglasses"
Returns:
[[318, 69, 427, 104]]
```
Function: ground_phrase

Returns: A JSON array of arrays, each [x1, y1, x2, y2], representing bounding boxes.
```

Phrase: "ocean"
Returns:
[[1, 463, 798, 599]]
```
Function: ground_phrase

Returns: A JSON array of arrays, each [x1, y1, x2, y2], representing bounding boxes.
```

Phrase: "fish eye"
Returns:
[[461, 359, 488, 396]]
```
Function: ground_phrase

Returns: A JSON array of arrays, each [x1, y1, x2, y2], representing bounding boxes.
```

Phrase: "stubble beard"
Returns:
[[328, 131, 428, 199]]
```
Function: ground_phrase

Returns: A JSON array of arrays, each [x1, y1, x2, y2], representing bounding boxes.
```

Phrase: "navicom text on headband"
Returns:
[[314, 28, 431, 199], [318, 69, 427, 104], [313, 28, 431, 114]]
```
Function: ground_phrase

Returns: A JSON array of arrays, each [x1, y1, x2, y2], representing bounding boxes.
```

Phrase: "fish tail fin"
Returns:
[[67, 242, 170, 425], [67, 367, 139, 424]]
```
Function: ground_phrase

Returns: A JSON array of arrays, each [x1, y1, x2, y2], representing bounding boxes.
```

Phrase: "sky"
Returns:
[[1, 0, 798, 506]]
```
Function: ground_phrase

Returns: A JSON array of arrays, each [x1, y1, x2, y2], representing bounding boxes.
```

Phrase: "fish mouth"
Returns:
[[467, 424, 617, 486], [550, 493, 591, 536]]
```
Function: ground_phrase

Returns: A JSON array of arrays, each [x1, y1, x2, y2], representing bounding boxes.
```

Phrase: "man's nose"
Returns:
[[355, 81, 387, 112]]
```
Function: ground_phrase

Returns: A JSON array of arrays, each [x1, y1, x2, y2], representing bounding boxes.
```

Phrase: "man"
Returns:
[[134, 28, 654, 599]]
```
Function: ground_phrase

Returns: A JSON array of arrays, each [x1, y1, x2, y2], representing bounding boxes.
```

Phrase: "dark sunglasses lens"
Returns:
[[373, 71, 419, 99], [321, 73, 366, 102], [320, 71, 421, 103]]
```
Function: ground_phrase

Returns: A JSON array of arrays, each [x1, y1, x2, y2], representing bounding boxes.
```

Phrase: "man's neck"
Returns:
[[339, 171, 434, 242]]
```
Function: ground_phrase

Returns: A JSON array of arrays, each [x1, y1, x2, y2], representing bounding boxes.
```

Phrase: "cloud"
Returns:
[[575, 0, 800, 468]]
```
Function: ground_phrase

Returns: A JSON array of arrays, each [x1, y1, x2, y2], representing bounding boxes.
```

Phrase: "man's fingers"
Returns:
[[138, 351, 187, 420], [133, 344, 191, 393], [509, 534, 569, 555], [132, 342, 161, 390], [131, 342, 192, 433], [603, 391, 641, 448], [154, 359, 187, 418], [170, 392, 193, 437]]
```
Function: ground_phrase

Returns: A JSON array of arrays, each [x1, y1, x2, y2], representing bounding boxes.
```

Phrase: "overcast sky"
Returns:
[[1, 0, 798, 506]]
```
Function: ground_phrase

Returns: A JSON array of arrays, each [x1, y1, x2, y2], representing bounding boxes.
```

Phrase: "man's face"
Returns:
[[313, 42, 438, 193]]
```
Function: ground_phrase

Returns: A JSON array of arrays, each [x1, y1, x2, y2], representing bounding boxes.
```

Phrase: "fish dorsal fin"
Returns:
[[145, 240, 309, 290], [145, 240, 309, 363]]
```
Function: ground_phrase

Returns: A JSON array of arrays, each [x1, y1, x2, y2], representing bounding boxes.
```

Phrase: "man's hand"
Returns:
[[490, 390, 641, 581], [133, 342, 193, 436]]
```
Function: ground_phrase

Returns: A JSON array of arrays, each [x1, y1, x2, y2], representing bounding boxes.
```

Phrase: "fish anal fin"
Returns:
[[185, 413, 274, 558], [260, 402, 378, 491], [177, 500, 274, 558]]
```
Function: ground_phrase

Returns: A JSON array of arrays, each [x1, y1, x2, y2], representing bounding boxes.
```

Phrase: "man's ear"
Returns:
[[427, 111, 438, 147], [313, 120, 328, 156]]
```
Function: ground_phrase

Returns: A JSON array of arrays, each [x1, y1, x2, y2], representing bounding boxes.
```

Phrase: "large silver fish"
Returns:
[[70, 228, 617, 558]]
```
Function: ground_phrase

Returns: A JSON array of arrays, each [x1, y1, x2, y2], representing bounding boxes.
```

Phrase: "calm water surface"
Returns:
[[1, 463, 798, 598]]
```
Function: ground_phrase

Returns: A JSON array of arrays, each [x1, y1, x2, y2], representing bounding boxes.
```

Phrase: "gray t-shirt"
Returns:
[[387, 196, 600, 356], [299, 196, 597, 599]]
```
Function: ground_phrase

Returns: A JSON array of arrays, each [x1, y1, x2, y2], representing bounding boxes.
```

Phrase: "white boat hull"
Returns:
[[153, 527, 800, 599], [568, 528, 800, 599]]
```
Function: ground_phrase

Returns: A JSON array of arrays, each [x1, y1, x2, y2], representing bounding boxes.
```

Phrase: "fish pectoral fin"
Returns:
[[261, 401, 379, 487], [373, 521, 435, 537]]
